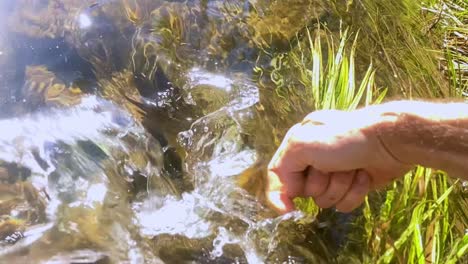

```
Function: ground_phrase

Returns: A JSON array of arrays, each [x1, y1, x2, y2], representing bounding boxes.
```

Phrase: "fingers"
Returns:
[[266, 189, 296, 214], [267, 122, 333, 207], [305, 169, 370, 212], [335, 170, 370, 213], [275, 118, 369, 174], [314, 171, 355, 209], [267, 124, 309, 213], [266, 109, 373, 214], [267, 167, 370, 213], [304, 167, 329, 197], [266, 167, 306, 213]]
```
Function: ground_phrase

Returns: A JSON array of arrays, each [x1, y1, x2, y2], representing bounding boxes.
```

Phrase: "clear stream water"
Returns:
[[0, 0, 445, 263], [0, 1, 334, 263]]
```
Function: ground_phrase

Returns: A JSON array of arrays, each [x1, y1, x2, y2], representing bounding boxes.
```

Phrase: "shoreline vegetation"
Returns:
[[0, 0, 465, 262], [256, 0, 467, 263]]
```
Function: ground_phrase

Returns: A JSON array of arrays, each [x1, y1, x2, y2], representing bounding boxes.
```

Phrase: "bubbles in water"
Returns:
[[135, 193, 213, 239], [211, 227, 240, 259], [208, 149, 257, 178], [0, 1, 329, 262]]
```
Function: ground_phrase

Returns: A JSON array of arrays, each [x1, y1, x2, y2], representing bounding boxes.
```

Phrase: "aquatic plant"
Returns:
[[421, 0, 468, 96], [331, 0, 451, 98], [0, 0, 465, 262], [344, 1, 468, 263], [287, 28, 386, 111], [342, 168, 468, 264], [273, 27, 386, 223], [253, 25, 386, 150], [288, 31, 468, 263], [255, 1, 467, 263]]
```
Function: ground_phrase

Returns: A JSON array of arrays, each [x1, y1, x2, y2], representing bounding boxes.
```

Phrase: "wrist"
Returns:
[[352, 100, 468, 180], [357, 102, 420, 167], [361, 101, 466, 174]]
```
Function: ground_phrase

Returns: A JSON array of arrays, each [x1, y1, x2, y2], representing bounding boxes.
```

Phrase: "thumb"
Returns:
[[266, 169, 298, 214]]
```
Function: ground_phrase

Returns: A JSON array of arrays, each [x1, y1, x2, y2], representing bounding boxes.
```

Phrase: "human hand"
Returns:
[[266, 109, 413, 213]]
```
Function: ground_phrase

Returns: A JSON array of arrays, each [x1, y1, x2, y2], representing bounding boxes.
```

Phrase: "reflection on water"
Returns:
[[0, 0, 445, 263], [0, 1, 332, 262], [0, 64, 314, 262]]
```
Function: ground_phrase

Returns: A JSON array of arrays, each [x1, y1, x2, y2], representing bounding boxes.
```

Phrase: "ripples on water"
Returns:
[[0, 0, 338, 263], [0, 70, 316, 263]]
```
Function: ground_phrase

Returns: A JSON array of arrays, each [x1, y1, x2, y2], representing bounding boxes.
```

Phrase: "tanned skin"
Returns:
[[266, 100, 468, 214]]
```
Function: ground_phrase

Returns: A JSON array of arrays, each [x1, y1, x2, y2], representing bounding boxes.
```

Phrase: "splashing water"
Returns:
[[0, 95, 170, 261], [0, 73, 321, 263], [0, 1, 334, 263]]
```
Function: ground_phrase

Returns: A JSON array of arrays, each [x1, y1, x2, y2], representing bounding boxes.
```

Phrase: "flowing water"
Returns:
[[0, 0, 448, 263]]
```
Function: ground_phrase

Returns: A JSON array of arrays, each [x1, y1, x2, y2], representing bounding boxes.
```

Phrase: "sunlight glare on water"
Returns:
[[78, 14, 93, 29], [0, 96, 135, 173], [0, 0, 336, 262], [135, 193, 214, 239]]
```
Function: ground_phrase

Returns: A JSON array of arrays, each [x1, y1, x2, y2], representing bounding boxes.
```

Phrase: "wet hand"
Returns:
[[266, 109, 412, 213]]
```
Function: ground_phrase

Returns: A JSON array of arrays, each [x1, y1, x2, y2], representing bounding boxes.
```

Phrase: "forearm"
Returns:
[[365, 100, 468, 179]]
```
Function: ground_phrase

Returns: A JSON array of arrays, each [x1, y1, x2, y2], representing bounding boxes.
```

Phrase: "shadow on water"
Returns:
[[0, 0, 451, 263]]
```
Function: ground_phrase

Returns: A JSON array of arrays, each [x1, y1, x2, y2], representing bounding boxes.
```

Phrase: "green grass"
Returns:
[[254, 22, 386, 220], [291, 28, 387, 111], [285, 26, 467, 264], [250, 0, 467, 262], [357, 2, 468, 263], [421, 0, 468, 96], [356, 169, 467, 264], [254, 1, 468, 262], [329, 0, 451, 98]]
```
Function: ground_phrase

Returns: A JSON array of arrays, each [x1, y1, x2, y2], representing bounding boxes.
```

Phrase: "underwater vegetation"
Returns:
[[255, 0, 468, 263], [0, 0, 465, 263]]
